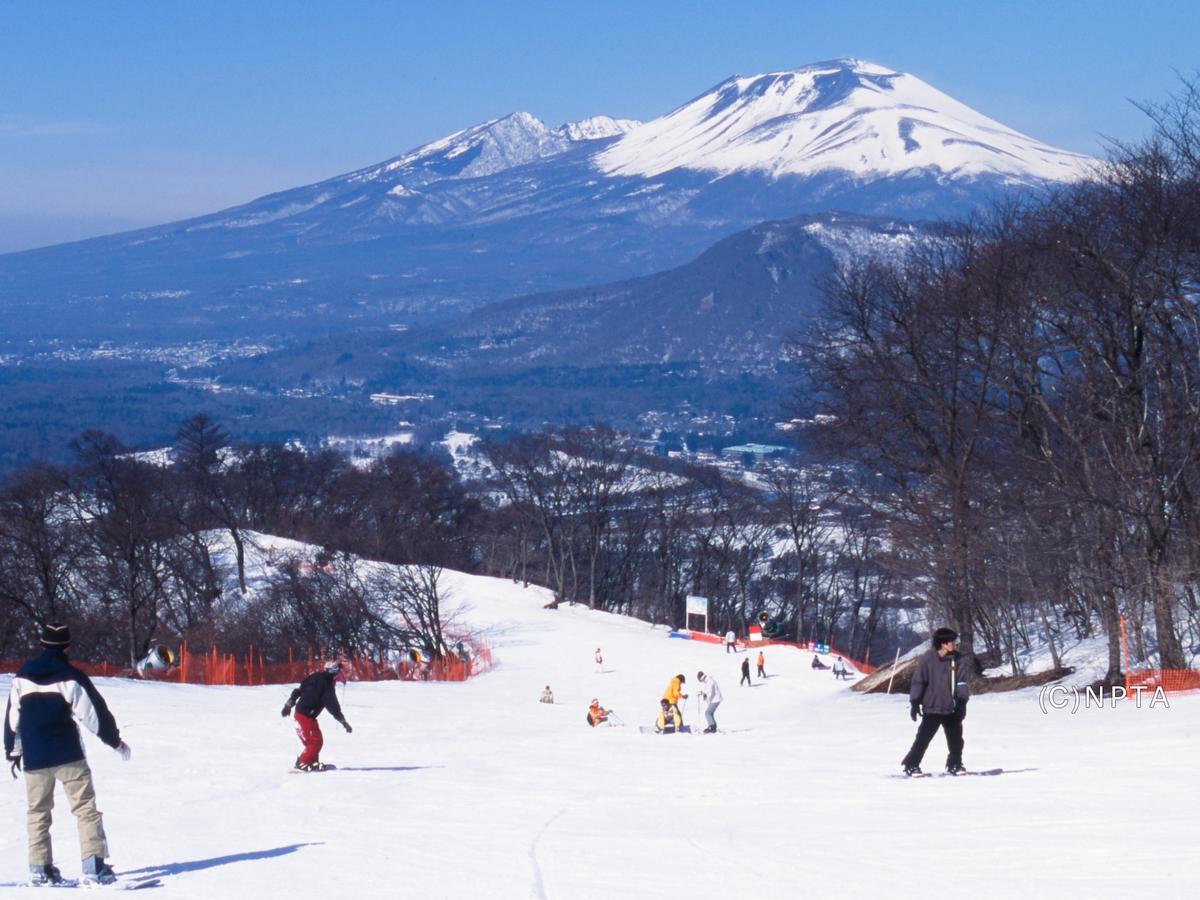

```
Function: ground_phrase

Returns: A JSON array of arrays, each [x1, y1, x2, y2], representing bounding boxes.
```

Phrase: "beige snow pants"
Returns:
[[23, 759, 108, 866]]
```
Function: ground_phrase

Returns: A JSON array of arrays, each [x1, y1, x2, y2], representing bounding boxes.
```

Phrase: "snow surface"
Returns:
[[2, 570, 1195, 898], [597, 59, 1092, 183]]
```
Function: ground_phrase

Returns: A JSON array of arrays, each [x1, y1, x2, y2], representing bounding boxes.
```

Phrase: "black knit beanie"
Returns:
[[932, 627, 957, 648], [41, 622, 71, 649]]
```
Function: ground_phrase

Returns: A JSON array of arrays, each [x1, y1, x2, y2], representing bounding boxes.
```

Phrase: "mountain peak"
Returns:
[[557, 115, 642, 142], [597, 59, 1091, 183]]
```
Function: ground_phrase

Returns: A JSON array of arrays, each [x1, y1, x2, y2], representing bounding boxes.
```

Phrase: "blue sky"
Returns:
[[2, 1, 1197, 253]]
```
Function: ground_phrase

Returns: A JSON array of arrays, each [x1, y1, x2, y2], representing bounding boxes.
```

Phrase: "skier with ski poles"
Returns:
[[901, 627, 970, 776], [281, 660, 353, 772], [696, 671, 723, 733]]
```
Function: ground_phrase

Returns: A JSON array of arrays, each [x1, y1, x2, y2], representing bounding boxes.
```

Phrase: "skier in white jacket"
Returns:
[[696, 671, 723, 733]]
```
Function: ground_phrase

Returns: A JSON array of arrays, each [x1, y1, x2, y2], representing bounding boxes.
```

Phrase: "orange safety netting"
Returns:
[[0, 636, 493, 686], [1126, 668, 1200, 694], [0, 659, 125, 679]]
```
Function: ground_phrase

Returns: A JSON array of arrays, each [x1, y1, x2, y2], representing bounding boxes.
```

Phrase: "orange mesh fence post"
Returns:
[[1120, 616, 1130, 695]]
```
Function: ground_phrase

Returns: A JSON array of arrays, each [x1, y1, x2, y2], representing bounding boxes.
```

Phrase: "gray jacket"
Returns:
[[909, 649, 969, 715]]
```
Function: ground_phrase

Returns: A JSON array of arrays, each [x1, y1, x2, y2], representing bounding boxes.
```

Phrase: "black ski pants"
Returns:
[[902, 712, 964, 769]]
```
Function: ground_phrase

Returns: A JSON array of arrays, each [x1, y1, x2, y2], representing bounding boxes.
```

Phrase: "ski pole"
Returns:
[[886, 647, 900, 694]]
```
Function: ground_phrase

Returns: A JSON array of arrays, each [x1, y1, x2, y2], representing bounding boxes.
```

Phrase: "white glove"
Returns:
[[117, 741, 132, 761]]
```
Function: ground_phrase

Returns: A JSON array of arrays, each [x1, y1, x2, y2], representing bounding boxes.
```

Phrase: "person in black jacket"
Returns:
[[281, 660, 352, 771], [901, 627, 970, 776], [4, 623, 131, 885]]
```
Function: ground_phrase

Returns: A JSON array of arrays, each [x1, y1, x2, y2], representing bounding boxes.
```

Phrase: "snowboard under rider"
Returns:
[[282, 660, 352, 771], [901, 627, 970, 776], [4, 622, 131, 886]]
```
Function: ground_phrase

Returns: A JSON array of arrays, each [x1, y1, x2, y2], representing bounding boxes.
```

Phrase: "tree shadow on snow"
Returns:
[[123, 843, 321, 878]]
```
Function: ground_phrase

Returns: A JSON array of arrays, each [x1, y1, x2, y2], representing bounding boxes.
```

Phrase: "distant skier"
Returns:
[[696, 671, 723, 733], [587, 698, 611, 727], [725, 630, 736, 653], [594, 647, 604, 673], [4, 623, 131, 886], [901, 627, 970, 776], [662, 673, 687, 726], [756, 650, 766, 678], [833, 657, 852, 680], [540, 685, 554, 704], [655, 699, 682, 734], [740, 657, 752, 686], [281, 660, 353, 772]]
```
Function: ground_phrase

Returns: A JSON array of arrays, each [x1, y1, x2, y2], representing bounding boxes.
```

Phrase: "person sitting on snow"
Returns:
[[811, 654, 829, 670], [540, 685, 554, 704], [587, 698, 610, 727], [655, 699, 682, 734]]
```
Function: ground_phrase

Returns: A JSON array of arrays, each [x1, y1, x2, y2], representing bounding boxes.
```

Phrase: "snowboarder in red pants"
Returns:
[[281, 661, 352, 771]]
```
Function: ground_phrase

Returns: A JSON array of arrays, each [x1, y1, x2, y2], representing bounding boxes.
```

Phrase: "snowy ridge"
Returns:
[[352, 112, 641, 188], [597, 58, 1091, 183]]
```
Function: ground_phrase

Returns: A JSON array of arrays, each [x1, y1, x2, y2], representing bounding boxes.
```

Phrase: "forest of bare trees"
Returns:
[[803, 80, 1200, 681]]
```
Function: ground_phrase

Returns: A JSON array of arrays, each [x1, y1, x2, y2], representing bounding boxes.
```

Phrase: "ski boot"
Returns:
[[82, 855, 117, 884], [902, 764, 923, 777], [946, 763, 968, 776], [29, 864, 64, 885]]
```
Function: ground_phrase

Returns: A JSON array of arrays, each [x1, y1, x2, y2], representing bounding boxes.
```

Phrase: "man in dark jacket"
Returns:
[[4, 623, 131, 885], [901, 627, 970, 776], [282, 660, 352, 771]]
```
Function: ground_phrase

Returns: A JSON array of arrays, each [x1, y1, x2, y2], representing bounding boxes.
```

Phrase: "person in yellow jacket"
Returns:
[[662, 673, 687, 726], [655, 699, 682, 734]]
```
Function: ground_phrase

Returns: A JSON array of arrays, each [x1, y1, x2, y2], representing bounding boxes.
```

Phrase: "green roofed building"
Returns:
[[719, 443, 788, 458]]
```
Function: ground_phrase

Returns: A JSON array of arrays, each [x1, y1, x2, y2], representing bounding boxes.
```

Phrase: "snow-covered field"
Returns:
[[2, 571, 1196, 898]]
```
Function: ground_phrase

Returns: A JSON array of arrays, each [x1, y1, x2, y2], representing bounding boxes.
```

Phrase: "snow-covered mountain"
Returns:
[[598, 59, 1089, 182], [0, 59, 1093, 346]]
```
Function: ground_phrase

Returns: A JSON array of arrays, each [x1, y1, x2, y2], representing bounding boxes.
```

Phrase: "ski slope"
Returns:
[[2, 571, 1196, 898]]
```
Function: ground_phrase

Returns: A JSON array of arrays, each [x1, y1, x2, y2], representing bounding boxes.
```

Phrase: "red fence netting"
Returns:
[[0, 635, 493, 687], [1126, 668, 1200, 694]]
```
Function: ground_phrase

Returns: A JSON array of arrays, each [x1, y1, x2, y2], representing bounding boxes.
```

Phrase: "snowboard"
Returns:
[[637, 725, 693, 734], [3, 877, 161, 891], [892, 768, 1009, 779], [288, 763, 337, 774]]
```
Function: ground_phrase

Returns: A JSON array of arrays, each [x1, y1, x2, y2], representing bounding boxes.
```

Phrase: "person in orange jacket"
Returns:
[[662, 673, 687, 725], [756, 650, 766, 678], [587, 698, 610, 727]]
